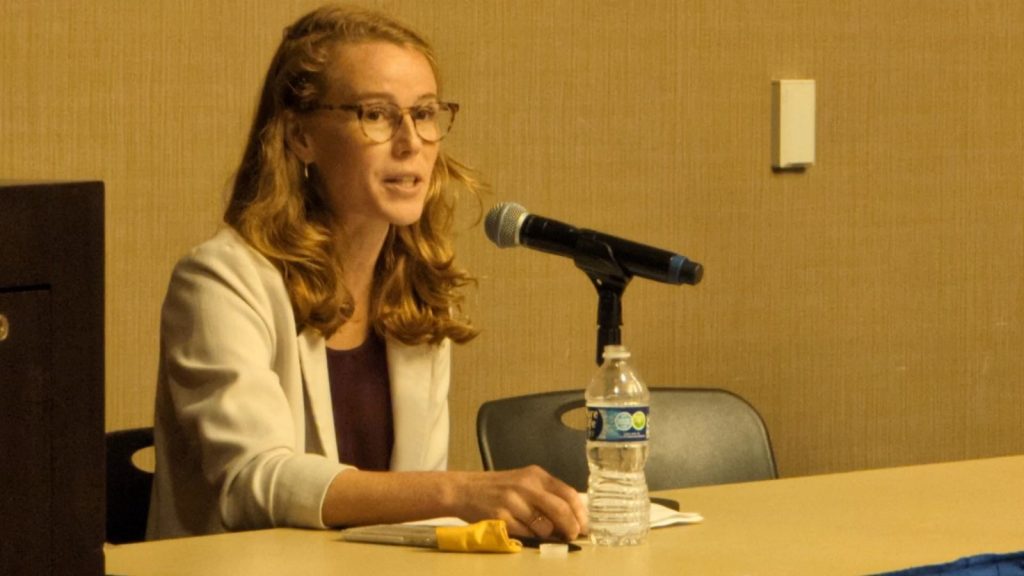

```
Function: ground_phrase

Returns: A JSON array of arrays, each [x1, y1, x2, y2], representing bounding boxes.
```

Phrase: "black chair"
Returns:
[[477, 388, 777, 492], [105, 427, 155, 544]]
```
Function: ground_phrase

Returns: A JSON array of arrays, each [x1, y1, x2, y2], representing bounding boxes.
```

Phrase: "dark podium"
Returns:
[[0, 181, 105, 576]]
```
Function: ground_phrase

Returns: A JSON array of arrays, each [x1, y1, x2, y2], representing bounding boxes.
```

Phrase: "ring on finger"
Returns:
[[529, 514, 547, 527]]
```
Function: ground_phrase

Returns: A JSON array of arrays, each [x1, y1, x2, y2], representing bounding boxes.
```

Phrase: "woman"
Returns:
[[147, 4, 586, 541]]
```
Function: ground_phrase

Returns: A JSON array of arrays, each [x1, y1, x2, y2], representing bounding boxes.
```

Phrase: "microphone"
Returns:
[[484, 202, 703, 285]]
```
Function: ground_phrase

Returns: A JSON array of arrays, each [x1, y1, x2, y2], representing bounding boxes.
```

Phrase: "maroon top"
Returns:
[[326, 332, 394, 471]]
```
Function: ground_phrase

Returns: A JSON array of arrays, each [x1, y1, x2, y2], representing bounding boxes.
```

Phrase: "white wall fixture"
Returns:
[[771, 79, 816, 169]]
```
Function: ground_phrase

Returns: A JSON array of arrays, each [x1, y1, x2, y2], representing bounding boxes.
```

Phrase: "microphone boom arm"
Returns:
[[573, 235, 633, 366]]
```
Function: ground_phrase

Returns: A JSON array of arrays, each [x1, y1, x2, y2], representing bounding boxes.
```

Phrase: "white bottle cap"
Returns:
[[539, 543, 570, 557], [602, 345, 630, 360]]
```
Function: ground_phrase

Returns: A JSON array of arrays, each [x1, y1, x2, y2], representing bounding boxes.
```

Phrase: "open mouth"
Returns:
[[383, 175, 422, 188]]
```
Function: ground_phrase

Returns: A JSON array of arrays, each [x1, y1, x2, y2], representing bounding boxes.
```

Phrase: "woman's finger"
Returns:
[[526, 512, 555, 539]]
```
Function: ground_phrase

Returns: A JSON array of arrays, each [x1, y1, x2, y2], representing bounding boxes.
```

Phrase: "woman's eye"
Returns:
[[363, 107, 391, 123], [411, 107, 437, 121]]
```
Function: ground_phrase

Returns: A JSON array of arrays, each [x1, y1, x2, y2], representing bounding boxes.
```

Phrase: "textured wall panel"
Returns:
[[3, 0, 1021, 480]]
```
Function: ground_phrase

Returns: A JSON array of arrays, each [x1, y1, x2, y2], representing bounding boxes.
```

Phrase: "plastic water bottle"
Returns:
[[586, 344, 650, 546]]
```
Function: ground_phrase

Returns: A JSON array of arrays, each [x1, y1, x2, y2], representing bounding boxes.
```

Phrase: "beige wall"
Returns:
[[3, 0, 1022, 479]]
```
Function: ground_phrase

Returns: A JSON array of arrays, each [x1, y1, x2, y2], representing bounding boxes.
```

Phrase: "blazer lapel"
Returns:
[[387, 340, 432, 470], [298, 328, 339, 461]]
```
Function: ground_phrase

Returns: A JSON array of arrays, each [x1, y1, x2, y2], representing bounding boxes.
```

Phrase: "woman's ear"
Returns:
[[284, 111, 315, 165]]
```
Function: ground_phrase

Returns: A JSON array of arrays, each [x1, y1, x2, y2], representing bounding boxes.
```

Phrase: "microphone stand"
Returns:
[[573, 235, 633, 366]]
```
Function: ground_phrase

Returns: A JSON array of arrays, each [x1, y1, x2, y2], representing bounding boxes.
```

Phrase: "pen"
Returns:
[[340, 524, 438, 548], [518, 537, 582, 552], [339, 524, 581, 552]]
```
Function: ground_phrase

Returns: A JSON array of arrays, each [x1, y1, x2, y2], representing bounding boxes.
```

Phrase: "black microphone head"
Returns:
[[484, 202, 529, 248], [684, 260, 704, 285]]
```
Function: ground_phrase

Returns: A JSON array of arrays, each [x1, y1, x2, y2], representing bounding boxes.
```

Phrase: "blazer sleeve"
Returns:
[[159, 234, 347, 531]]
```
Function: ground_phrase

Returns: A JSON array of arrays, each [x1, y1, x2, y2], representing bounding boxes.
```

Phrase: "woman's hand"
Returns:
[[450, 466, 588, 541], [323, 466, 587, 541]]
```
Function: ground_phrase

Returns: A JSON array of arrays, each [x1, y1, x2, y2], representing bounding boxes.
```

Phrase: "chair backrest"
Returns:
[[477, 387, 777, 492], [105, 427, 155, 544]]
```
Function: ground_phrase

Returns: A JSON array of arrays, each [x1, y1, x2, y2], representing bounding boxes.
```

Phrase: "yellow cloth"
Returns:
[[436, 520, 523, 553]]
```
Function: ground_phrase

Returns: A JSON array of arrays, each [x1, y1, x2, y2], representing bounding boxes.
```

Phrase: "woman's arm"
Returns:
[[322, 466, 588, 541], [157, 232, 348, 533]]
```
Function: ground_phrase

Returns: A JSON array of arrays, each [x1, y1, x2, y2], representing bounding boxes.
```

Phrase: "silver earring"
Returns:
[[303, 163, 310, 180]]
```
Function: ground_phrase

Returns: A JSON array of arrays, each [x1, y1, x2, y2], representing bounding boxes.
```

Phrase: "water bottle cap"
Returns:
[[539, 543, 570, 557], [602, 345, 630, 360]]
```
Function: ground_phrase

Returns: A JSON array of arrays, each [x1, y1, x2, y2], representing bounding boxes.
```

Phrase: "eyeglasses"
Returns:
[[311, 100, 459, 144]]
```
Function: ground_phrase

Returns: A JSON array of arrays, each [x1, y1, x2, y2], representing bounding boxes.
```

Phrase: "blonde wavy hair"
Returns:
[[225, 4, 479, 345]]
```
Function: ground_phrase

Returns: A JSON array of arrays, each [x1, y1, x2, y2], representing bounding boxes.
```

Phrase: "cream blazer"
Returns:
[[146, 228, 450, 540]]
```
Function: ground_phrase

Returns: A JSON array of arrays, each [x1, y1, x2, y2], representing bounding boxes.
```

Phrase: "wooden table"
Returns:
[[105, 456, 1024, 575]]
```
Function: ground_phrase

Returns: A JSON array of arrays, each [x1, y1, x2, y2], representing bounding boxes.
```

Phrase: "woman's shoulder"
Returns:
[[184, 227, 262, 262], [170, 227, 283, 292], [174, 227, 271, 273]]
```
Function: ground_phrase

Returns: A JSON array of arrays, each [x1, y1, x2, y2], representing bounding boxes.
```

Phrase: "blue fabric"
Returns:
[[875, 551, 1024, 576]]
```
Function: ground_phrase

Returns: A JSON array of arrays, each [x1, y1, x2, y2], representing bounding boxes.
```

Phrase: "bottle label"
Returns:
[[587, 406, 649, 441]]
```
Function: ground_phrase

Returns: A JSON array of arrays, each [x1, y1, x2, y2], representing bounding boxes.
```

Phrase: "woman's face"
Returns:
[[294, 41, 440, 232]]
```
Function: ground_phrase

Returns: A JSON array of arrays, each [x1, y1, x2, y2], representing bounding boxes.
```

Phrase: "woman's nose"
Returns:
[[391, 113, 424, 155]]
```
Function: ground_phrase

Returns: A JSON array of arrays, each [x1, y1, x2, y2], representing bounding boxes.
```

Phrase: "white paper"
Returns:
[[648, 501, 704, 527], [580, 493, 703, 528], [404, 494, 702, 528]]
